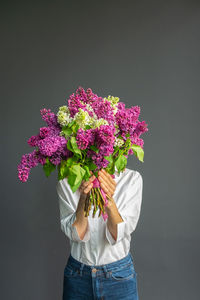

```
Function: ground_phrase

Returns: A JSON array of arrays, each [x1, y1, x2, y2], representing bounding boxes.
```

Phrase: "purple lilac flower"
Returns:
[[134, 120, 149, 137], [39, 127, 50, 138], [18, 86, 149, 183], [91, 98, 115, 125], [76, 128, 96, 150], [27, 135, 40, 147], [37, 136, 66, 157], [18, 149, 41, 182], [40, 108, 58, 127], [67, 89, 87, 117], [95, 125, 115, 146]]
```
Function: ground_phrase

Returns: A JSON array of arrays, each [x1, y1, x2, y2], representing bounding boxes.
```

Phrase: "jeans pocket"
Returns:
[[110, 263, 136, 281], [64, 264, 78, 278]]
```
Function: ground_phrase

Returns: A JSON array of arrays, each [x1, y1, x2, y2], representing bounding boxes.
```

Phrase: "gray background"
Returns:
[[1, 1, 199, 299]]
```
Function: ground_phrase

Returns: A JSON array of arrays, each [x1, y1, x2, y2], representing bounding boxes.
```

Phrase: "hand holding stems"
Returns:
[[98, 169, 124, 241], [72, 172, 95, 239], [79, 171, 96, 200], [78, 171, 96, 217], [78, 169, 117, 218], [97, 169, 117, 209]]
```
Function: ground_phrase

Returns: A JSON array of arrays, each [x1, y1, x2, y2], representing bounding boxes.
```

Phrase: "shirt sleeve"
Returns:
[[56, 179, 91, 243], [105, 170, 143, 245]]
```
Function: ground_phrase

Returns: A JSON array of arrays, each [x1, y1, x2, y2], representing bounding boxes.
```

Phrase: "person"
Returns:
[[56, 166, 143, 300]]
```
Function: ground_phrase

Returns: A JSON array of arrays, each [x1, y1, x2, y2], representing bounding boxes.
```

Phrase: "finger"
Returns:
[[100, 182, 112, 197], [86, 175, 95, 186], [101, 169, 116, 186], [99, 169, 115, 186], [98, 171, 116, 190], [98, 175, 116, 196], [99, 176, 115, 193], [89, 174, 96, 182], [82, 175, 95, 189], [84, 182, 93, 194], [98, 174, 115, 194]]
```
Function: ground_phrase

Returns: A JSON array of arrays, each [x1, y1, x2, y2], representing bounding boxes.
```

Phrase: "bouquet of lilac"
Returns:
[[18, 87, 148, 220]]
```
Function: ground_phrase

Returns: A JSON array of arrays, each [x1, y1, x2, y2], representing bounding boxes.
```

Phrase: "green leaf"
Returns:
[[66, 156, 77, 167], [83, 165, 91, 178], [104, 155, 113, 163], [105, 164, 115, 174], [68, 120, 75, 128], [85, 125, 92, 130], [93, 170, 99, 177], [90, 145, 99, 153], [118, 149, 124, 156], [71, 123, 79, 134], [104, 155, 115, 174], [67, 139, 74, 152], [115, 155, 127, 172], [70, 137, 82, 158], [58, 160, 68, 178], [125, 138, 131, 147], [62, 126, 72, 137], [88, 161, 98, 171], [43, 157, 56, 177], [131, 144, 144, 162], [67, 164, 86, 192]]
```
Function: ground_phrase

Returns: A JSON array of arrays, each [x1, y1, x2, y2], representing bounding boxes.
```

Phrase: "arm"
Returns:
[[56, 179, 91, 243], [99, 169, 143, 245], [71, 195, 90, 240], [105, 198, 124, 242]]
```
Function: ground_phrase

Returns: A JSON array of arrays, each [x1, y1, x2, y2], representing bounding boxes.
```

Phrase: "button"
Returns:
[[92, 268, 97, 272]]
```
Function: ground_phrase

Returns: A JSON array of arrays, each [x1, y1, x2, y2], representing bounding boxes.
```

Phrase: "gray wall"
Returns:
[[1, 1, 199, 299]]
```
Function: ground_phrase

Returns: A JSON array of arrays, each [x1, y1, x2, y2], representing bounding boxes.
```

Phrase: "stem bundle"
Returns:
[[83, 187, 112, 218]]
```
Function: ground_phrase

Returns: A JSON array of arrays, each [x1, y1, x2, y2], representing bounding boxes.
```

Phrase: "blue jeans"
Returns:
[[62, 251, 139, 300]]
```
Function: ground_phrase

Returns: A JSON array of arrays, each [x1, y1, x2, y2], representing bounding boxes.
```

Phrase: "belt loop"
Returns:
[[102, 265, 109, 278], [79, 262, 84, 276]]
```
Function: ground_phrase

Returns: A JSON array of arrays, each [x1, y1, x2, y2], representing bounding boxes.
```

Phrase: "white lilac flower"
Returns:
[[104, 95, 120, 106], [56, 106, 73, 126], [104, 95, 119, 115], [114, 137, 124, 147], [114, 124, 120, 134], [85, 103, 94, 112], [73, 108, 93, 129], [93, 118, 109, 129], [59, 105, 69, 113]]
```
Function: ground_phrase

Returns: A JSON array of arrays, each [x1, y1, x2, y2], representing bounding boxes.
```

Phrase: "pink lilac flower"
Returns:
[[67, 89, 87, 117], [18, 149, 41, 182], [40, 108, 58, 127], [134, 120, 149, 137], [96, 125, 115, 146], [76, 128, 89, 150], [27, 135, 40, 147], [37, 136, 66, 157], [76, 128, 95, 150], [90, 99, 115, 125], [39, 127, 50, 138], [18, 86, 149, 183]]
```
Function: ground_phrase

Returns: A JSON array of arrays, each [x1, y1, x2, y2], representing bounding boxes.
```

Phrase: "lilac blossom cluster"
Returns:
[[18, 109, 72, 182], [18, 86, 148, 182]]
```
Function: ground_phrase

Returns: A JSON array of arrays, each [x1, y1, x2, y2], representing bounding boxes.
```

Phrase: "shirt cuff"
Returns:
[[105, 218, 126, 245], [71, 213, 91, 243]]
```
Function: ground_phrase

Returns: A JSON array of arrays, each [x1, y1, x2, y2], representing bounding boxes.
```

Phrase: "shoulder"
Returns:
[[123, 168, 143, 188]]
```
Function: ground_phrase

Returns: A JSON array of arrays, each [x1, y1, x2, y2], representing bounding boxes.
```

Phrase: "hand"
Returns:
[[79, 172, 96, 201], [98, 169, 117, 200]]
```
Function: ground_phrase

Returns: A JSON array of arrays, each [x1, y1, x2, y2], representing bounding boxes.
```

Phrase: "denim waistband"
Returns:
[[67, 251, 134, 273]]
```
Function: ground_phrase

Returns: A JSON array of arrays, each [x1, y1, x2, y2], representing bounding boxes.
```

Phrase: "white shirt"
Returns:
[[56, 167, 143, 266]]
